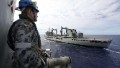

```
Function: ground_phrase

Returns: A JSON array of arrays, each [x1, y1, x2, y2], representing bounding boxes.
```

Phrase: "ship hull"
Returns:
[[45, 36, 111, 48]]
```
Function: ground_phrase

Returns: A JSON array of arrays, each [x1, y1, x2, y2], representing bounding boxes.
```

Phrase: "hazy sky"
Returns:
[[14, 0, 120, 35]]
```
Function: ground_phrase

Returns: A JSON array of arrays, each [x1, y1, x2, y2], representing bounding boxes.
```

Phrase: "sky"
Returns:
[[14, 0, 120, 35]]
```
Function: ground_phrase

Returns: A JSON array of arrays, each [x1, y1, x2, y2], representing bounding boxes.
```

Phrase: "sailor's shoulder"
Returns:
[[14, 19, 33, 29]]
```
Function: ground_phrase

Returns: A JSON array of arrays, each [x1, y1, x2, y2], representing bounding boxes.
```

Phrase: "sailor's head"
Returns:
[[18, 0, 39, 22]]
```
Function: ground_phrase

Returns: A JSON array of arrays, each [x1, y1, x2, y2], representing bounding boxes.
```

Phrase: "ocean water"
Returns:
[[41, 35, 120, 68]]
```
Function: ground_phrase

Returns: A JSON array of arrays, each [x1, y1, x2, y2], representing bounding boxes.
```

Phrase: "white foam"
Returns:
[[105, 48, 120, 54]]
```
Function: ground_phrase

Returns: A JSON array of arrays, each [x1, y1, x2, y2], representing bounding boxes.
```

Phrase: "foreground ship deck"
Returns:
[[45, 27, 112, 48]]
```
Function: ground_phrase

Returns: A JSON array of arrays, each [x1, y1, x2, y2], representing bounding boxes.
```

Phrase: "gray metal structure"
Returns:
[[0, 0, 16, 68]]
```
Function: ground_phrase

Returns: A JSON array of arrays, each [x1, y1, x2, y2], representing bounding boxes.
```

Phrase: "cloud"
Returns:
[[14, 0, 120, 35]]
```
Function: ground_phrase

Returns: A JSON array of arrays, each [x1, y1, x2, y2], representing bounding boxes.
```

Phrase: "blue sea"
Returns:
[[41, 35, 120, 68]]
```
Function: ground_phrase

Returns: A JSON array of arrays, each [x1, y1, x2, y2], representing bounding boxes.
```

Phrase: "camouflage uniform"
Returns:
[[8, 14, 45, 68]]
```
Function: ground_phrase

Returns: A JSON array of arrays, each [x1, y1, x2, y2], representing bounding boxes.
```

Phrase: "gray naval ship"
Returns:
[[0, 0, 71, 68], [45, 27, 112, 48]]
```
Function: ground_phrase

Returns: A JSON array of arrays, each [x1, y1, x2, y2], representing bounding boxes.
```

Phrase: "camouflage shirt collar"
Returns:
[[19, 14, 34, 23]]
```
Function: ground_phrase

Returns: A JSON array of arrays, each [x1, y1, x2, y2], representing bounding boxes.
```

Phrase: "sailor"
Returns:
[[7, 0, 46, 68]]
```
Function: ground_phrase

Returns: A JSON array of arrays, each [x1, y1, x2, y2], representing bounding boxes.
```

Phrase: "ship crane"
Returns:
[[60, 26, 77, 38], [51, 28, 57, 36]]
